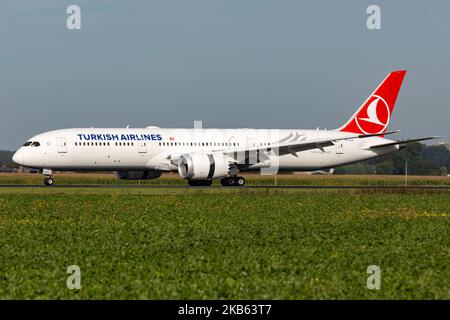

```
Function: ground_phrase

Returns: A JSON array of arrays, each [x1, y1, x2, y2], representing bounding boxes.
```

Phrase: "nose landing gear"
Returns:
[[42, 169, 54, 186], [43, 177, 54, 186]]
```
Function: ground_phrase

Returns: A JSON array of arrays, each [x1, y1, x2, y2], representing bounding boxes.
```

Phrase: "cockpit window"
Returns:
[[23, 141, 32, 146], [31, 142, 40, 147]]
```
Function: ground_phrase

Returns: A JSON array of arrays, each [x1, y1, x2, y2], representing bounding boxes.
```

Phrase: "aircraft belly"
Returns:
[[277, 151, 324, 171], [45, 150, 149, 170]]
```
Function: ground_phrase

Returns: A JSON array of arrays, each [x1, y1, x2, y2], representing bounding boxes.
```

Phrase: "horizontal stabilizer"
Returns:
[[369, 136, 442, 149]]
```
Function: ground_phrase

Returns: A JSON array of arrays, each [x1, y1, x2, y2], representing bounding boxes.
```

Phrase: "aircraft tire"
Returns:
[[44, 177, 54, 186]]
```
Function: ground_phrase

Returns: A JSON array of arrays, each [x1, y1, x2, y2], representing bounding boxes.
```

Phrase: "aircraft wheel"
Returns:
[[202, 180, 212, 186], [235, 176, 245, 186], [44, 177, 54, 186], [188, 179, 212, 187], [220, 177, 235, 187]]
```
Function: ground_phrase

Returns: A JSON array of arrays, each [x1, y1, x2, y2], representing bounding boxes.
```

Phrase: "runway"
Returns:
[[1, 184, 450, 189]]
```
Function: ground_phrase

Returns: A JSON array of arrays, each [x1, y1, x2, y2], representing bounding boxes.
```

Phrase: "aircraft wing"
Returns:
[[369, 136, 442, 149], [223, 131, 400, 157]]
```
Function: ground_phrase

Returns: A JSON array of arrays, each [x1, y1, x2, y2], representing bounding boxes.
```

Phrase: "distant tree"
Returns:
[[408, 160, 438, 175], [375, 162, 394, 175], [0, 150, 14, 167], [5, 162, 19, 169], [337, 142, 447, 176], [334, 163, 376, 174], [422, 145, 450, 171], [440, 166, 448, 176]]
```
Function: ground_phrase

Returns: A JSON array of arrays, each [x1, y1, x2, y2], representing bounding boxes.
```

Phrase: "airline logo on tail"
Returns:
[[339, 70, 406, 135], [355, 95, 390, 134]]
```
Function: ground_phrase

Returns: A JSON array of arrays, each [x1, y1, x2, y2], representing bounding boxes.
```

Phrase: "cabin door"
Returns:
[[335, 142, 343, 155], [138, 141, 147, 153], [56, 137, 68, 153]]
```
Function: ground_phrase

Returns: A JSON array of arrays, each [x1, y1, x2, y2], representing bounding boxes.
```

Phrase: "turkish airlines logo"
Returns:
[[355, 95, 390, 134]]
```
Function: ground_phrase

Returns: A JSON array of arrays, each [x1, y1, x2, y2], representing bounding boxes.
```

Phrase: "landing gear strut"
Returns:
[[220, 176, 245, 187]]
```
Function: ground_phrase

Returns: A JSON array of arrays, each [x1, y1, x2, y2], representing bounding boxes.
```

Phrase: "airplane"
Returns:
[[12, 70, 441, 186]]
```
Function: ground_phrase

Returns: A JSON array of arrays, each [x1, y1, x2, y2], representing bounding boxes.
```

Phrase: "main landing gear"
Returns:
[[187, 176, 246, 187], [42, 169, 54, 186], [220, 176, 245, 187], [188, 179, 213, 187]]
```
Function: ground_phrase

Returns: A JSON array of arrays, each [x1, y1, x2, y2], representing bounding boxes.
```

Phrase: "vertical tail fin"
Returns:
[[338, 70, 407, 135]]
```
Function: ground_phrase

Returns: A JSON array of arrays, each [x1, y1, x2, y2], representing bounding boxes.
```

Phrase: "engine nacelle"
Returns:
[[178, 153, 230, 180], [115, 170, 162, 180]]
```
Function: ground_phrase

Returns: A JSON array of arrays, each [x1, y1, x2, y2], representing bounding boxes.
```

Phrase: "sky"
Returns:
[[1, 0, 449, 150]]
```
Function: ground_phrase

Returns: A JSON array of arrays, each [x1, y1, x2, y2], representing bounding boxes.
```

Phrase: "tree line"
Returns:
[[334, 142, 450, 176]]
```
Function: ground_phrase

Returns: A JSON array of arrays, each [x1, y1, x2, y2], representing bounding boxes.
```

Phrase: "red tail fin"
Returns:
[[339, 70, 406, 135]]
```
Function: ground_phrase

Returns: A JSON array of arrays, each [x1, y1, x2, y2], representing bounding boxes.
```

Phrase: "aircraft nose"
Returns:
[[12, 149, 24, 165]]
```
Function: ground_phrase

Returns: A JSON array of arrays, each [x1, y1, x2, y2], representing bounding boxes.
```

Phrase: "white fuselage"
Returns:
[[13, 127, 398, 174]]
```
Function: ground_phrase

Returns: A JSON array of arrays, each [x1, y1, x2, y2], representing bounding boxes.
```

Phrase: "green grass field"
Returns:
[[0, 185, 448, 299]]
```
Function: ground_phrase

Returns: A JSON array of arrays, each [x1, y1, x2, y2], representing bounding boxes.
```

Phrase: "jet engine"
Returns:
[[178, 153, 230, 180], [115, 170, 162, 180]]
